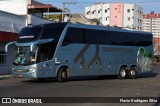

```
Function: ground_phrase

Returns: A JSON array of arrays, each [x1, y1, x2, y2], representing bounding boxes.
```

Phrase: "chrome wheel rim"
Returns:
[[121, 69, 126, 77], [62, 72, 67, 78], [130, 70, 135, 75]]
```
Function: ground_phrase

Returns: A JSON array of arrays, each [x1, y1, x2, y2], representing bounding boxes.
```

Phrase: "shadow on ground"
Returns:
[[21, 71, 159, 83]]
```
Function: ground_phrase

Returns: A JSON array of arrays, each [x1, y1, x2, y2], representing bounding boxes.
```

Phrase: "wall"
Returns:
[[101, 4, 110, 26], [110, 3, 123, 27], [134, 4, 143, 30], [154, 36, 160, 55], [123, 4, 134, 28], [0, 0, 28, 15], [85, 4, 110, 26], [0, 43, 15, 75]]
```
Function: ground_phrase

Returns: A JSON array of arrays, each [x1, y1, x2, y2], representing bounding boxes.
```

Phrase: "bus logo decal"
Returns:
[[74, 44, 102, 75], [137, 47, 153, 72]]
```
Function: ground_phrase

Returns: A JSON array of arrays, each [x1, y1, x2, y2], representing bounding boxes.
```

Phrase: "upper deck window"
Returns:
[[18, 26, 43, 42], [17, 23, 68, 43]]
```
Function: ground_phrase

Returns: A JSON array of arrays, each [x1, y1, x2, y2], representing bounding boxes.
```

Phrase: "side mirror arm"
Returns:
[[5, 41, 16, 52]]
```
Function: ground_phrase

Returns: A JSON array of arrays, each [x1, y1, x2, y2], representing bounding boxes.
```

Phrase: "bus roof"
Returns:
[[29, 22, 152, 35], [66, 23, 152, 35]]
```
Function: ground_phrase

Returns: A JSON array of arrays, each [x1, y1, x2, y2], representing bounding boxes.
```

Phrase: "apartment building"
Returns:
[[85, 3, 143, 30], [143, 12, 160, 55], [143, 11, 160, 36]]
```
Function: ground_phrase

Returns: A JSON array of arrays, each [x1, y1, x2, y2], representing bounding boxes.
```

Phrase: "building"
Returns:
[[64, 14, 101, 25], [143, 11, 160, 36], [0, 11, 25, 75], [0, 0, 62, 25], [143, 12, 160, 55], [85, 3, 143, 30], [0, 0, 62, 17], [0, 0, 62, 75], [153, 36, 160, 55]]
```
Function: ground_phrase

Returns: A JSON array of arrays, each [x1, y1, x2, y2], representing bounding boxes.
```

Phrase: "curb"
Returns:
[[0, 75, 12, 79]]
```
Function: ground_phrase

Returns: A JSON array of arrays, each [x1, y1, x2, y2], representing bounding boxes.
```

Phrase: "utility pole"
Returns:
[[150, 11, 154, 33], [150, 17, 152, 33], [62, 1, 76, 22]]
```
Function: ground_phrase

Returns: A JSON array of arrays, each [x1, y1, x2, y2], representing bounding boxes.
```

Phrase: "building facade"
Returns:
[[0, 11, 25, 75], [143, 12, 160, 55], [85, 3, 143, 30], [0, 0, 62, 17], [0, 0, 62, 25], [143, 12, 160, 36], [153, 36, 160, 55], [0, 32, 17, 75]]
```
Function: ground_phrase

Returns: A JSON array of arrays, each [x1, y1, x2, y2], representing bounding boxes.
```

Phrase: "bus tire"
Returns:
[[118, 67, 127, 79], [57, 67, 67, 82], [128, 67, 137, 79]]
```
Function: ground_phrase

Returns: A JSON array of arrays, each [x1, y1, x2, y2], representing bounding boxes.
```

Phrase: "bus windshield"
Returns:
[[13, 46, 37, 66], [18, 26, 43, 42]]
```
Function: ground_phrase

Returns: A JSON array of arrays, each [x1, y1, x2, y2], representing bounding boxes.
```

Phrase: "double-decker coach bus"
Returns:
[[5, 23, 153, 81]]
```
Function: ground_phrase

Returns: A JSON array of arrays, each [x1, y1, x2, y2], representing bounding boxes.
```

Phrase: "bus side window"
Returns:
[[62, 27, 84, 46], [37, 48, 50, 62]]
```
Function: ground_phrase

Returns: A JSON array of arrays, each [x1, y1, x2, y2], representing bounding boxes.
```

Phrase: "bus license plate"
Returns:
[[18, 74, 24, 77]]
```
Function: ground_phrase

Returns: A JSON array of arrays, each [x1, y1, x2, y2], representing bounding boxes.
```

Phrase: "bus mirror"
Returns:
[[5, 42, 16, 52]]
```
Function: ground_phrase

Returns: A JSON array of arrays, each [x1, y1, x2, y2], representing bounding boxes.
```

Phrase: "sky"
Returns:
[[38, 0, 160, 14]]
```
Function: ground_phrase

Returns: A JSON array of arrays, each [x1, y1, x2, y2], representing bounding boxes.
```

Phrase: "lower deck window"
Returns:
[[0, 51, 7, 65]]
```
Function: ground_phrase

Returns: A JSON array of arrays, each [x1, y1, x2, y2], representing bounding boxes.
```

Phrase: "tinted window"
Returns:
[[85, 29, 97, 44], [18, 26, 43, 42], [41, 27, 64, 42], [63, 27, 84, 45], [84, 29, 152, 46], [108, 31, 152, 46], [17, 23, 67, 43], [63, 27, 152, 47]]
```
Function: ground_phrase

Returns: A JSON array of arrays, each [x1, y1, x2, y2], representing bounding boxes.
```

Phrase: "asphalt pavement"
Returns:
[[0, 63, 160, 106]]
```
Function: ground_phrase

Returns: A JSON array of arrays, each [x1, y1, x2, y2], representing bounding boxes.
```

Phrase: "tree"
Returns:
[[43, 14, 62, 22]]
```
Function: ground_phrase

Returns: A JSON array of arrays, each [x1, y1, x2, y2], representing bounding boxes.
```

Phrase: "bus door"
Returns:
[[37, 48, 51, 77]]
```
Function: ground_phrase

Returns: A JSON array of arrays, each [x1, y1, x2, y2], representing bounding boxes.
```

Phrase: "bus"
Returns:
[[5, 23, 153, 81]]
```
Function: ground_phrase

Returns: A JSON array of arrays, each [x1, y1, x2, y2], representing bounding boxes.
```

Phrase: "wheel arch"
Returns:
[[55, 65, 69, 77], [118, 64, 128, 72], [130, 65, 137, 69]]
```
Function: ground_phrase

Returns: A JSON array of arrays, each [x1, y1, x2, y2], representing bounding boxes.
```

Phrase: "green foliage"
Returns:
[[43, 14, 62, 21]]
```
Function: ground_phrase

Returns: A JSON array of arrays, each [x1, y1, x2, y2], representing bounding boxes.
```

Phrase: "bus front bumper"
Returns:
[[12, 71, 37, 78]]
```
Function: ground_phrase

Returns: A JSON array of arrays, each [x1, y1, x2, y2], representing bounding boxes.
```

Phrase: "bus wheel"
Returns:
[[118, 67, 127, 79], [128, 67, 137, 79], [57, 67, 67, 82]]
